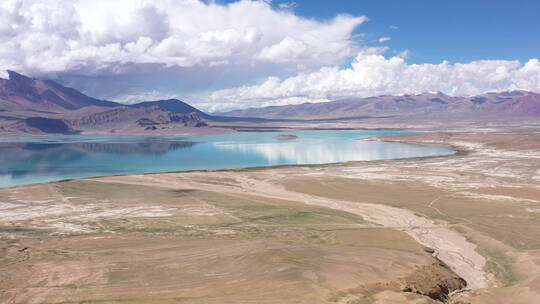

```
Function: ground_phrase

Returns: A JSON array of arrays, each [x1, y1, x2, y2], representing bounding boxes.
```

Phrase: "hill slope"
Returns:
[[0, 71, 119, 112]]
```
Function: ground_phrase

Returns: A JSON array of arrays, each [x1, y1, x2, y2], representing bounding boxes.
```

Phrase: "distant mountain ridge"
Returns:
[[2, 70, 539, 135], [217, 91, 540, 120], [0, 71, 214, 135]]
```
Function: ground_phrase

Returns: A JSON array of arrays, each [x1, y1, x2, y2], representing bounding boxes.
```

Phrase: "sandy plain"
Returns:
[[1, 132, 539, 304]]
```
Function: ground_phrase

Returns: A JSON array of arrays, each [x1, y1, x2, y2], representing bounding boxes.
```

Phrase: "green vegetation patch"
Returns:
[[483, 249, 516, 287]]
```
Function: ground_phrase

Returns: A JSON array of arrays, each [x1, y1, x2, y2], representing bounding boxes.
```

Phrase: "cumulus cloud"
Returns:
[[209, 48, 540, 111], [0, 0, 365, 77], [4, 0, 539, 113]]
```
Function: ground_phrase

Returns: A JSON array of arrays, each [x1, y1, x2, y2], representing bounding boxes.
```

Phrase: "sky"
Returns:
[[1, 0, 539, 111]]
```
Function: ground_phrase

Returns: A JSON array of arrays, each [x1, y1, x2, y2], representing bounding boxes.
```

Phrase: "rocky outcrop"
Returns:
[[335, 261, 468, 304], [170, 112, 208, 127], [67, 106, 208, 130], [136, 118, 159, 126], [68, 107, 159, 127], [398, 262, 467, 302]]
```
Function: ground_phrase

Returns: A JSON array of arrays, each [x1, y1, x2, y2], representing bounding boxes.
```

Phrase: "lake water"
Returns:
[[0, 131, 454, 188]]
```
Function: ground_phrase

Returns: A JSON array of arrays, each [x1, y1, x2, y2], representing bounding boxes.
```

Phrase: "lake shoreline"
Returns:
[[0, 130, 453, 188]]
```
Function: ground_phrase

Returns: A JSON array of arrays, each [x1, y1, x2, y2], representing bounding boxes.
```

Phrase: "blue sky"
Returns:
[[268, 0, 540, 64], [1, 0, 539, 110]]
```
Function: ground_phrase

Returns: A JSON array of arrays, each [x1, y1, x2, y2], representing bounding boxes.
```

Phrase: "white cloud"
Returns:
[[0, 0, 365, 76], [3, 0, 539, 113], [396, 49, 410, 59], [278, 2, 298, 10], [378, 37, 391, 43], [209, 48, 540, 111], [256, 37, 308, 63]]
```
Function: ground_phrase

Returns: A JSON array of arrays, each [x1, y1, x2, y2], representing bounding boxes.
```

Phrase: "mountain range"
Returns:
[[217, 91, 540, 121], [0, 71, 213, 135], [1, 70, 539, 135]]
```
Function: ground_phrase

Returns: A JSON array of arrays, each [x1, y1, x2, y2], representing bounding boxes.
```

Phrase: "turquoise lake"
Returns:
[[0, 131, 454, 188]]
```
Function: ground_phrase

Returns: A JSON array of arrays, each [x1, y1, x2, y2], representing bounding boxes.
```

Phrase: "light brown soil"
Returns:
[[1, 132, 539, 303]]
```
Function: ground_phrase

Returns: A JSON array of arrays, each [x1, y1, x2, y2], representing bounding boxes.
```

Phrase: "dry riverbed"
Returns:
[[1, 132, 539, 304]]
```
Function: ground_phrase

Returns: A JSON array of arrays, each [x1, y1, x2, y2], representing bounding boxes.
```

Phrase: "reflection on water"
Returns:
[[215, 140, 438, 164], [0, 131, 454, 188], [0, 138, 196, 156], [0, 139, 197, 176]]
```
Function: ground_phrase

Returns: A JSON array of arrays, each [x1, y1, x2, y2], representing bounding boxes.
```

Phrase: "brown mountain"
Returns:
[[217, 91, 540, 120], [0, 71, 215, 135], [0, 70, 118, 112]]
